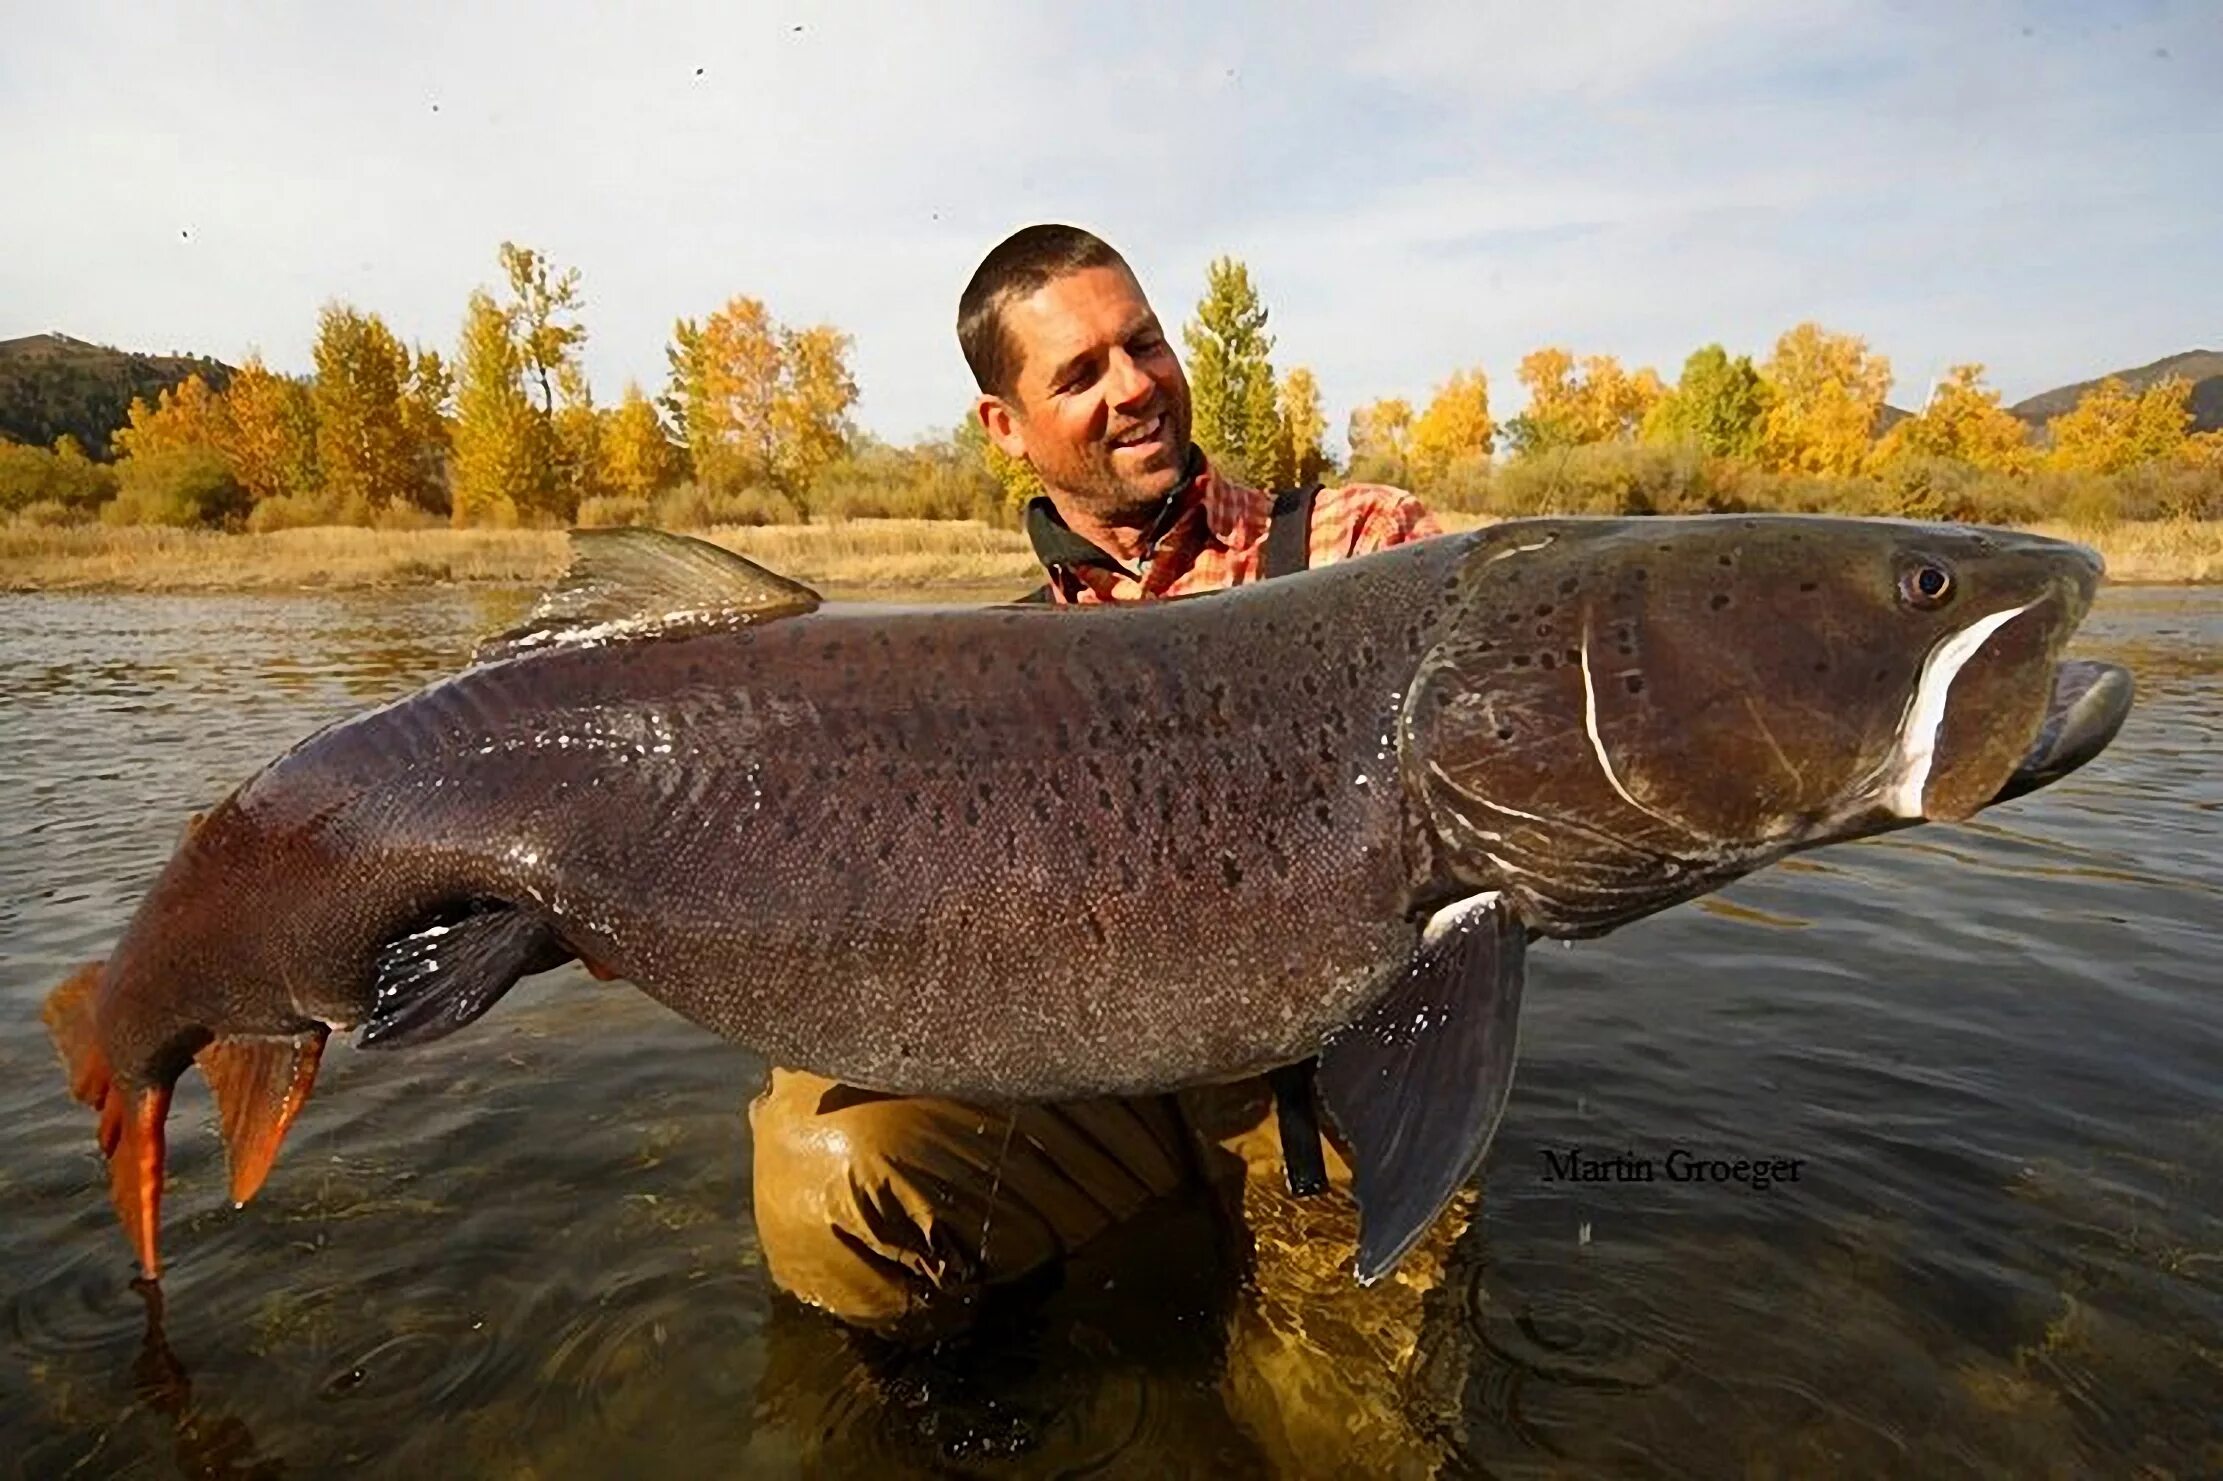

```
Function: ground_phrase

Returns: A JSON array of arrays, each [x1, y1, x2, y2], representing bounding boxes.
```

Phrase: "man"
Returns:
[[747, 227, 1450, 1379]]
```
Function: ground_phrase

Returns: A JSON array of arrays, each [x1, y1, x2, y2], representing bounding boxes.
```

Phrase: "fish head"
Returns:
[[1403, 515, 2126, 935]]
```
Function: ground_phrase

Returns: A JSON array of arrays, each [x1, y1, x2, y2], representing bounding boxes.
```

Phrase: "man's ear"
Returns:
[[977, 395, 1030, 462]]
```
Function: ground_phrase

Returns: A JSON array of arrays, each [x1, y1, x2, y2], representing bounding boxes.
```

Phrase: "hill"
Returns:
[[0, 332, 234, 457], [2009, 349, 2223, 433]]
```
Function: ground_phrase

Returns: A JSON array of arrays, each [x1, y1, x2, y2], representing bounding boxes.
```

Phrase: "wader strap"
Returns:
[[1262, 482, 1322, 581]]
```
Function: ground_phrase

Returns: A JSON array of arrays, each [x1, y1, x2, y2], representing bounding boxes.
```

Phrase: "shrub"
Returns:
[[0, 441, 118, 516], [650, 483, 800, 528], [103, 446, 250, 527], [577, 493, 653, 528]]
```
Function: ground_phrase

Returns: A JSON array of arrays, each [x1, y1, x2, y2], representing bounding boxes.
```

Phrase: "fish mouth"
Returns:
[[1988, 659, 2134, 806]]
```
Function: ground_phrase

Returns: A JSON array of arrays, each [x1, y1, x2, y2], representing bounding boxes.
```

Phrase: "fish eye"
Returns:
[[1897, 562, 1955, 610]]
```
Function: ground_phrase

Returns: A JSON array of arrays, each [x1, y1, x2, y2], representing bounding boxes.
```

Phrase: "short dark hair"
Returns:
[[958, 224, 1129, 399]]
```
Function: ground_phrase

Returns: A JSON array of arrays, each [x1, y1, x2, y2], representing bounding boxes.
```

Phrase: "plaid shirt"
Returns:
[[1024, 450, 1441, 604]]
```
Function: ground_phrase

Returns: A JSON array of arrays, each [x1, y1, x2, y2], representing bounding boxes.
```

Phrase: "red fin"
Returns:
[[580, 956, 623, 983], [195, 1030, 328, 1207], [42, 962, 171, 1278]]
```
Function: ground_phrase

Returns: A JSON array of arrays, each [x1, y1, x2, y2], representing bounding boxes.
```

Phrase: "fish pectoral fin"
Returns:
[[474, 527, 823, 664], [359, 905, 572, 1049], [1317, 893, 1527, 1285], [194, 1029, 328, 1207]]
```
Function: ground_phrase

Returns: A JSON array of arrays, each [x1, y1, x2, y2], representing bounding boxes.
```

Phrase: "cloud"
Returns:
[[2, 1, 2215, 447]]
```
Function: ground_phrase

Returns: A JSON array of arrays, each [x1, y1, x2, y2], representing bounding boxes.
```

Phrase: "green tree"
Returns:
[[1641, 344, 1770, 460], [1183, 257, 1282, 484], [450, 289, 547, 526], [1278, 367, 1330, 485], [1346, 398, 1413, 484]]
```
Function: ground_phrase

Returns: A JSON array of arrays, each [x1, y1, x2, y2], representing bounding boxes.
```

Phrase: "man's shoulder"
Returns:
[[1309, 479, 1442, 559]]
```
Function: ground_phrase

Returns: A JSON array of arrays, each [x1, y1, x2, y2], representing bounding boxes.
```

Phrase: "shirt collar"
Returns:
[[1024, 445, 1265, 579]]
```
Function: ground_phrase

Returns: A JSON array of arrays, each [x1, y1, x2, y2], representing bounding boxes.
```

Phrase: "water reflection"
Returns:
[[1, 586, 2219, 1475]]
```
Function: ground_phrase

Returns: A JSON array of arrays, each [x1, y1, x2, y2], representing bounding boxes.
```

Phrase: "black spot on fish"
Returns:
[[1496, 725, 1515, 740], [1800, 580, 1819, 592], [1624, 674, 1646, 694], [963, 797, 980, 826], [1813, 660, 1829, 673], [1711, 593, 1731, 610], [1118, 859, 1139, 891], [1717, 553, 1734, 567], [1538, 653, 1557, 670], [1221, 856, 1244, 888], [1535, 602, 1554, 617], [1513, 654, 1531, 667], [1559, 577, 1578, 594]]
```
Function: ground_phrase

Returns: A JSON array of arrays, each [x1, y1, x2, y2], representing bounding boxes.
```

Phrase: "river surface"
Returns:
[[1, 584, 2218, 1479]]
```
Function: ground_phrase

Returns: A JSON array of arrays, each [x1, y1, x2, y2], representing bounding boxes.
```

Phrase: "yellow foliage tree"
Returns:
[[1347, 398, 1413, 483], [1408, 368, 1494, 487], [218, 357, 320, 504], [1510, 350, 1662, 452], [113, 373, 234, 461], [601, 383, 683, 502], [2044, 376, 2195, 475], [1757, 323, 1892, 476], [773, 323, 859, 499], [1278, 367, 1329, 486], [1870, 363, 2032, 474], [312, 304, 417, 512], [668, 298, 858, 506]]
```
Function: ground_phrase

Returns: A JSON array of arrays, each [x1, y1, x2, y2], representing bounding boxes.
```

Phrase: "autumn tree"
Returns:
[[1757, 323, 1892, 476], [956, 412, 1046, 519], [1408, 368, 1495, 487], [2044, 376, 2195, 475], [1278, 367, 1330, 485], [219, 357, 320, 504], [1507, 350, 1663, 454], [311, 305, 417, 513], [499, 242, 587, 420], [773, 324, 859, 496], [1641, 344, 1769, 460], [666, 297, 858, 506], [450, 289, 547, 526], [1183, 257, 1283, 484], [1869, 363, 2032, 474], [112, 373, 233, 462], [1346, 398, 1414, 484], [398, 349, 454, 512], [600, 382, 682, 502]]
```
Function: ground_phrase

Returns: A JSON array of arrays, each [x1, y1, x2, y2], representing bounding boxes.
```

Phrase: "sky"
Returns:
[[4, 1, 2218, 449]]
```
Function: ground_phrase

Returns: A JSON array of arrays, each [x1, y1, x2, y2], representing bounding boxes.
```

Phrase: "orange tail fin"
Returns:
[[43, 961, 172, 1279], [195, 1030, 328, 1207]]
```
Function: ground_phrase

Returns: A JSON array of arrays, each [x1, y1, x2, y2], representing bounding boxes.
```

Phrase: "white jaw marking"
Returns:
[[1579, 621, 1714, 843], [1883, 601, 2033, 818]]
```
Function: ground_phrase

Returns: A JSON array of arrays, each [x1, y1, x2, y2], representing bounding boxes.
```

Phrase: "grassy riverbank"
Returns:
[[2, 515, 2218, 594]]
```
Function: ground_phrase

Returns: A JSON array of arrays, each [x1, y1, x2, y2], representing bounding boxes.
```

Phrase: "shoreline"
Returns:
[[2, 515, 2218, 595]]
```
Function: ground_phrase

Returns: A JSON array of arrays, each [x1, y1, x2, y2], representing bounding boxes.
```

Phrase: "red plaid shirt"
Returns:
[[1025, 451, 1441, 604]]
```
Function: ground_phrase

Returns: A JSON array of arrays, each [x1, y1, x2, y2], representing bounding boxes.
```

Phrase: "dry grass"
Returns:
[[3, 515, 2218, 595], [0, 519, 1042, 598]]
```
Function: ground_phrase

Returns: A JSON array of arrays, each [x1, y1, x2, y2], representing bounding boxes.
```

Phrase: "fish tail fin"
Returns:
[[43, 961, 172, 1279], [194, 1030, 328, 1207]]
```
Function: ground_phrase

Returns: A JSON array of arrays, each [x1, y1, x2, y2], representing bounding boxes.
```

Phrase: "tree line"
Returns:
[[3, 244, 2217, 533]]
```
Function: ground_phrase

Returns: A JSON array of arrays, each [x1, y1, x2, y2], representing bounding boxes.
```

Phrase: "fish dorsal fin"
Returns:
[[474, 528, 822, 664]]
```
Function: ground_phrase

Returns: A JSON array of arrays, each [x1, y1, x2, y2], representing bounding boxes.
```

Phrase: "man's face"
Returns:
[[979, 264, 1194, 515]]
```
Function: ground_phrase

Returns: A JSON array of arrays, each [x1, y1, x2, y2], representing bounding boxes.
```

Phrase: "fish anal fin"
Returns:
[[41, 960, 173, 1278], [195, 1029, 328, 1206], [1317, 893, 1527, 1285], [474, 527, 822, 664], [360, 905, 571, 1050]]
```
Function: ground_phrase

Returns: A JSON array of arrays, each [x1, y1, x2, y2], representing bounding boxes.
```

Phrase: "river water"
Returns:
[[1, 584, 2217, 1478]]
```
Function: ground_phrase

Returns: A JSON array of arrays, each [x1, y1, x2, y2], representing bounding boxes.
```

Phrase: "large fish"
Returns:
[[42, 517, 2133, 1284]]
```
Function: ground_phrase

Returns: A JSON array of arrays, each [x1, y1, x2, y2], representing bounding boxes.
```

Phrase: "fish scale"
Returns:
[[39, 517, 2132, 1284]]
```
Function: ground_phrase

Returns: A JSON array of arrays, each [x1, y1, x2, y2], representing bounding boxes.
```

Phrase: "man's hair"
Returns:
[[958, 224, 1129, 400]]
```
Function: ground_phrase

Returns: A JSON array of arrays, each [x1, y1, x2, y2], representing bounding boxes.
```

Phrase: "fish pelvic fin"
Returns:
[[43, 961, 172, 1279], [194, 1029, 328, 1207], [1318, 893, 1527, 1286], [359, 904, 571, 1049]]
